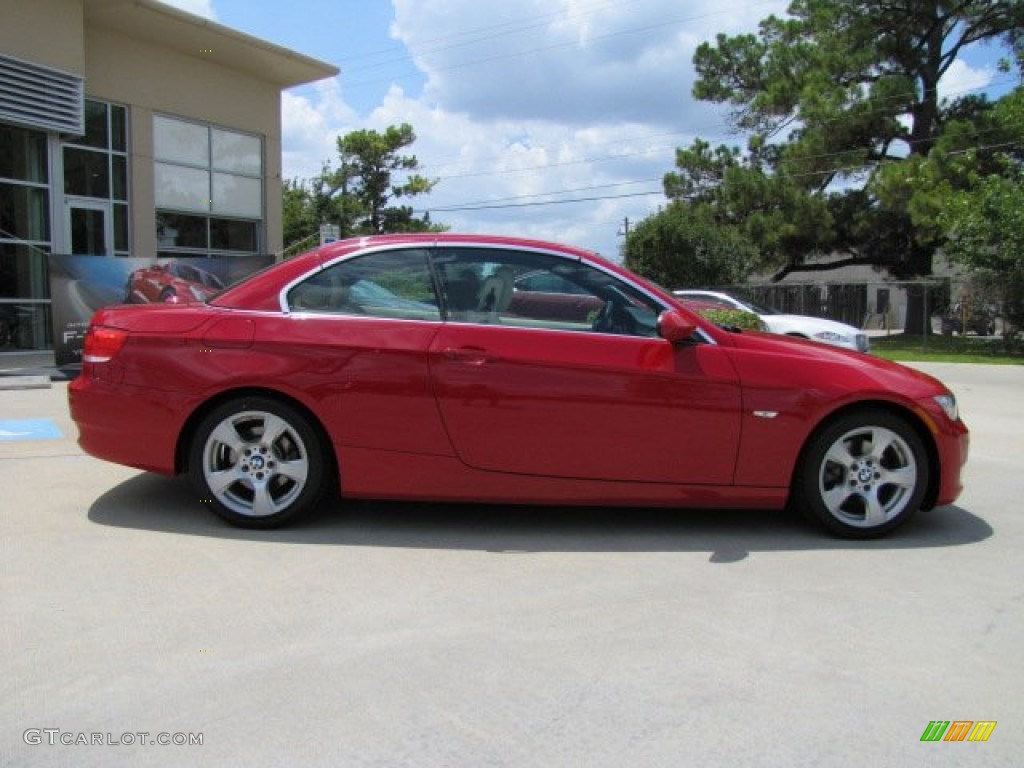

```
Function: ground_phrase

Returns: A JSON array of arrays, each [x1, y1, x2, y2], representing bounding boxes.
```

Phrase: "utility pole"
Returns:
[[615, 217, 631, 264]]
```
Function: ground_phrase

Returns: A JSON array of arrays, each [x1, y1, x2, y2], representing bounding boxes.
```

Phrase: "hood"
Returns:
[[721, 327, 948, 397]]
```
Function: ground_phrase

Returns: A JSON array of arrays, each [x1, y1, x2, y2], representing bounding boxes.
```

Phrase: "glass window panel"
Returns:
[[111, 105, 127, 152], [112, 155, 127, 201], [69, 207, 107, 255], [210, 218, 257, 252], [289, 249, 440, 320], [0, 302, 16, 348], [63, 147, 110, 198], [437, 248, 661, 336], [155, 162, 209, 212], [0, 301, 51, 350], [156, 212, 207, 249], [154, 115, 209, 167], [212, 129, 261, 175], [212, 173, 261, 217], [0, 183, 49, 241], [0, 244, 50, 300], [78, 100, 109, 150], [114, 203, 129, 252], [0, 126, 48, 183]]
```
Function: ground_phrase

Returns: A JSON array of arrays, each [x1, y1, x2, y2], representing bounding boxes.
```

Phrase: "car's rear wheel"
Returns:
[[189, 397, 326, 528], [795, 410, 929, 538]]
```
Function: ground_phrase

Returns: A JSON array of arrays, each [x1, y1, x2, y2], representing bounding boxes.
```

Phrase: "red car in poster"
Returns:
[[125, 260, 225, 304], [70, 234, 968, 538]]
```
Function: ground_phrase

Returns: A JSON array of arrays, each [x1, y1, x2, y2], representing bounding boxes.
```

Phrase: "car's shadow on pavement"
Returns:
[[87, 472, 992, 559]]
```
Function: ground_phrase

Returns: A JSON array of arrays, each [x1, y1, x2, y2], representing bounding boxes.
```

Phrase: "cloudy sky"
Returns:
[[163, 0, 1004, 258]]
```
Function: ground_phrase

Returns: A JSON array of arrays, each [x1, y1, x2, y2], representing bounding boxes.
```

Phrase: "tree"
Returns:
[[667, 0, 1024, 332], [623, 202, 758, 289], [282, 178, 318, 252], [662, 136, 833, 269], [937, 90, 1024, 341], [328, 123, 441, 235], [282, 124, 444, 252]]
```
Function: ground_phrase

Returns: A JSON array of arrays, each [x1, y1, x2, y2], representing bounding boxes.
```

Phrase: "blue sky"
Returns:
[[163, 0, 1013, 258]]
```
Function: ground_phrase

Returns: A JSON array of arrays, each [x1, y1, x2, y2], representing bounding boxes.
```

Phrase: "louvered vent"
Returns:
[[0, 53, 84, 135]]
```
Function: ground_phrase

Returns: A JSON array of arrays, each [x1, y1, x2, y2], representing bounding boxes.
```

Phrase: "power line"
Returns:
[[422, 189, 664, 213], [337, 0, 784, 89], [413, 137, 1021, 215], [412, 75, 1019, 180]]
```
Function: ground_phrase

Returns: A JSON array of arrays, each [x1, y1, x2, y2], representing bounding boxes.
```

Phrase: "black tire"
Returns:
[[794, 410, 929, 538], [189, 397, 327, 528]]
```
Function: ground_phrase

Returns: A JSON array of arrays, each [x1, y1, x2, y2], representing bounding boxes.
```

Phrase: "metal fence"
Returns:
[[722, 279, 954, 333]]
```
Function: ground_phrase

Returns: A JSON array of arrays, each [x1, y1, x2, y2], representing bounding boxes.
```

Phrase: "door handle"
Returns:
[[443, 346, 491, 366]]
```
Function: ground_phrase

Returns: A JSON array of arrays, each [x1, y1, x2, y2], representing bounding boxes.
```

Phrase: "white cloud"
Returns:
[[390, 0, 768, 127], [940, 58, 995, 102], [282, 79, 359, 180], [157, 0, 217, 20], [282, 0, 785, 256]]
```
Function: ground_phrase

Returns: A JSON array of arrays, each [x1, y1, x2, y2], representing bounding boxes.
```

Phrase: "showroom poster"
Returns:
[[48, 255, 274, 367]]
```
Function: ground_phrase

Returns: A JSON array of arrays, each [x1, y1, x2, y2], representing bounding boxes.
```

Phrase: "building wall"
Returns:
[[0, 0, 86, 75], [82, 23, 285, 255], [0, 0, 288, 262], [1, 0, 332, 351]]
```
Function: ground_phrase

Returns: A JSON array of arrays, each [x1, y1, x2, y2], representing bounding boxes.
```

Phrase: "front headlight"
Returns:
[[933, 393, 959, 422], [814, 331, 851, 344]]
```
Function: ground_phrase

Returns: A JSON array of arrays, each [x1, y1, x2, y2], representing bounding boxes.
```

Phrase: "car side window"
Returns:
[[434, 247, 662, 337], [287, 249, 441, 321]]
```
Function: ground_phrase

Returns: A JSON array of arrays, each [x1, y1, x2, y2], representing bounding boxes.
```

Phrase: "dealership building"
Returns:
[[0, 0, 337, 351]]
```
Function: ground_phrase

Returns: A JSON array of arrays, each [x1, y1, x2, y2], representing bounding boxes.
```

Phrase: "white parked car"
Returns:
[[674, 290, 870, 353]]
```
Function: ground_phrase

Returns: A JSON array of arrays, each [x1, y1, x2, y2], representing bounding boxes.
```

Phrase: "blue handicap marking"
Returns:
[[0, 419, 64, 441]]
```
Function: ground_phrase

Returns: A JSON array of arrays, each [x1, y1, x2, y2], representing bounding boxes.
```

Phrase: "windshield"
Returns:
[[744, 298, 778, 315]]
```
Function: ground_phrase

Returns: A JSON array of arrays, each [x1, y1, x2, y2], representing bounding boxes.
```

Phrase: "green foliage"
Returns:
[[282, 178, 317, 252], [896, 87, 1024, 342], [622, 203, 757, 288], [696, 308, 765, 331], [872, 333, 1024, 364], [332, 124, 441, 234], [282, 123, 445, 252], [684, 2, 1023, 263], [931, 89, 1024, 270], [666, 0, 1024, 331], [941, 172, 1024, 271]]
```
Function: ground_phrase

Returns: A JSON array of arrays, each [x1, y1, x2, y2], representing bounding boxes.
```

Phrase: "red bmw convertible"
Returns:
[[69, 234, 968, 537]]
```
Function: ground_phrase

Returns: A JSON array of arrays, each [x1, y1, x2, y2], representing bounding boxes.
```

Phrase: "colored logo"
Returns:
[[921, 721, 997, 742]]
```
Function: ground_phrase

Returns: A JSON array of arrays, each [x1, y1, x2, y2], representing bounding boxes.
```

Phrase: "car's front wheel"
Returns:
[[189, 397, 327, 528], [795, 410, 929, 538]]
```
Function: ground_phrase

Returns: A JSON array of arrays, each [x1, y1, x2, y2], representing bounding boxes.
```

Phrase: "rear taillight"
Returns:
[[82, 326, 128, 363]]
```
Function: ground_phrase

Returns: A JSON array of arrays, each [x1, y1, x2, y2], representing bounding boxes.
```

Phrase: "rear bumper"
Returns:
[[69, 375, 192, 475]]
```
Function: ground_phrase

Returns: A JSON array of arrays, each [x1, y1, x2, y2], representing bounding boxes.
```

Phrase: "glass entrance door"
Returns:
[[65, 200, 112, 255]]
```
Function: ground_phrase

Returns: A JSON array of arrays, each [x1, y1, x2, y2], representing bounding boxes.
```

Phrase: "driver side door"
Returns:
[[428, 247, 743, 485]]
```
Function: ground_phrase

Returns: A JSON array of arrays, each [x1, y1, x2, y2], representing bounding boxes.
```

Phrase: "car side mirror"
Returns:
[[657, 309, 697, 344]]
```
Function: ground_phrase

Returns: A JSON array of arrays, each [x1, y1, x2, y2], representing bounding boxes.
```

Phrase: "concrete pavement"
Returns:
[[2, 363, 1022, 767]]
